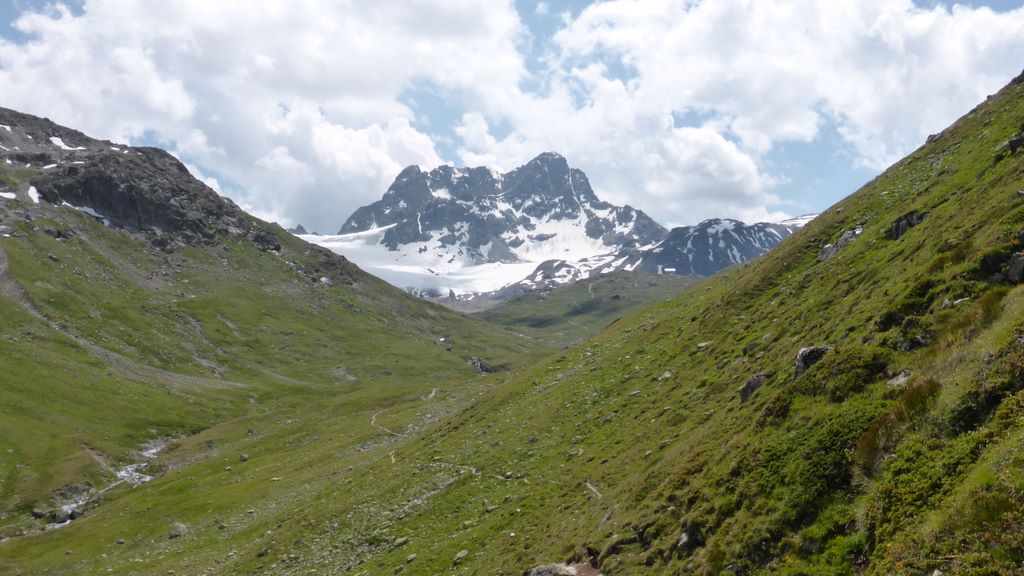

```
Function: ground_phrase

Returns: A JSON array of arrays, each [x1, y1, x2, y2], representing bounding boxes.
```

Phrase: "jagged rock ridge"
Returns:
[[339, 152, 666, 265], [0, 107, 280, 252]]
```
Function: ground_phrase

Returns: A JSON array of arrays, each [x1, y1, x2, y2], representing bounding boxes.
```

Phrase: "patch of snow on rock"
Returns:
[[50, 136, 85, 151]]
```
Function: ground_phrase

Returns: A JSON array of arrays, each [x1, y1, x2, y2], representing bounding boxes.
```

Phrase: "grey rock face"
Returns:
[[795, 346, 832, 377], [0, 107, 282, 252], [818, 227, 862, 262], [739, 373, 768, 402], [889, 212, 928, 240], [502, 216, 808, 296], [1007, 252, 1024, 284], [339, 152, 666, 263], [527, 564, 576, 576], [630, 218, 803, 276]]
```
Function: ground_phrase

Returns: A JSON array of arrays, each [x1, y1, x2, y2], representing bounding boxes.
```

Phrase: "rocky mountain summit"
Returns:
[[340, 152, 666, 263], [0, 107, 279, 252], [319, 153, 811, 298]]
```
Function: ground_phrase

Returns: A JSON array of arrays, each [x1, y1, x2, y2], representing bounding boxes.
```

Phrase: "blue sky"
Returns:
[[1, 1, 1023, 232]]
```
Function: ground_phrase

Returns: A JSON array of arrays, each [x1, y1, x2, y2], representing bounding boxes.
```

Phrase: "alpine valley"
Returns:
[[303, 152, 810, 302], [1, 67, 1024, 576]]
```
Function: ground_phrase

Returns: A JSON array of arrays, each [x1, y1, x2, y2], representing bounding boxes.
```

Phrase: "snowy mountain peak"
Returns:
[[313, 155, 812, 298], [335, 153, 665, 271]]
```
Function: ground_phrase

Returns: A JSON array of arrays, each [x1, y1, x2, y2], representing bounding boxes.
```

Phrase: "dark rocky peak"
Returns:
[[427, 165, 501, 200], [0, 107, 281, 252], [384, 165, 432, 206]]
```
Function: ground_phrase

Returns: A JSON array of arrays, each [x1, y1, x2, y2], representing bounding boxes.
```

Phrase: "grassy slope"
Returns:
[[2, 73, 1024, 576], [0, 199, 543, 544], [479, 272, 693, 346]]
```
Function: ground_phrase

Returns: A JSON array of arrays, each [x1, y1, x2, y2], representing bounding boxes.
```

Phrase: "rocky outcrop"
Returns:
[[526, 565, 577, 576], [0, 107, 283, 252], [1008, 252, 1024, 284], [795, 346, 832, 377], [818, 227, 862, 262], [339, 152, 666, 262], [889, 211, 928, 240], [739, 373, 768, 402]]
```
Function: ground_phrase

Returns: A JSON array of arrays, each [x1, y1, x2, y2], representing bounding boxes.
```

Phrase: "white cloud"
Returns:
[[544, 0, 1024, 170], [0, 0, 1022, 232], [0, 0, 525, 232]]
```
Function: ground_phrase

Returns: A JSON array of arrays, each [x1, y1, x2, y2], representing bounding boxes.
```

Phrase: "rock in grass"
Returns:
[[817, 228, 861, 262], [393, 536, 409, 548], [168, 522, 188, 539], [887, 370, 913, 390], [527, 564, 576, 576], [739, 373, 768, 402], [889, 211, 928, 240], [454, 549, 469, 564], [239, 454, 248, 462], [1007, 252, 1024, 284], [794, 346, 831, 377]]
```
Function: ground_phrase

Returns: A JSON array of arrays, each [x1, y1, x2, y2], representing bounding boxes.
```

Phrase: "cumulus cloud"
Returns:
[[0, 0, 1022, 231], [545, 0, 1024, 169], [0, 0, 524, 232]]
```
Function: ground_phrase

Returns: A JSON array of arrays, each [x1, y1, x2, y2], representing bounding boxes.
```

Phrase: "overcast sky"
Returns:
[[2, 1, 1023, 232]]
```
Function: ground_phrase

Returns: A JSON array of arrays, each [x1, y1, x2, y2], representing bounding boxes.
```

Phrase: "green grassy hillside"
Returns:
[[0, 160, 544, 548], [479, 271, 693, 346], [2, 71, 1024, 576]]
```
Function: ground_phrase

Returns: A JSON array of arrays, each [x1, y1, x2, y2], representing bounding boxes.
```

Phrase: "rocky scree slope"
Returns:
[[0, 108, 540, 546]]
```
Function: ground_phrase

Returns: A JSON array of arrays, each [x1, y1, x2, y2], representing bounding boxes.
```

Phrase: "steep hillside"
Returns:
[[0, 108, 542, 543], [3, 70, 1024, 576]]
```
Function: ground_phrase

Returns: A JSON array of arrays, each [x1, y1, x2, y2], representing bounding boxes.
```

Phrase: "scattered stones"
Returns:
[[405, 553, 417, 563], [239, 454, 249, 462], [527, 564, 576, 576], [116, 538, 126, 545], [168, 522, 188, 539], [739, 373, 768, 402], [887, 370, 913, 390], [678, 532, 693, 549], [889, 211, 928, 240], [453, 549, 469, 565], [392, 536, 409, 548], [393, 566, 405, 574], [795, 346, 832, 377], [657, 370, 673, 381]]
